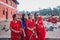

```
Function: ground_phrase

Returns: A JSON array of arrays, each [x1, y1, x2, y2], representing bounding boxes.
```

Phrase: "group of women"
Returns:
[[10, 13, 46, 40]]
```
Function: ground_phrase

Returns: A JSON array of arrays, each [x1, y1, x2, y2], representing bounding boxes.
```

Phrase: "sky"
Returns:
[[17, 0, 60, 12]]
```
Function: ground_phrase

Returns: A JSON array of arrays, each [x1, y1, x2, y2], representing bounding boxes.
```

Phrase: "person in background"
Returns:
[[10, 14, 22, 40], [34, 13, 46, 40], [26, 13, 37, 40], [49, 14, 57, 24], [49, 14, 57, 29]]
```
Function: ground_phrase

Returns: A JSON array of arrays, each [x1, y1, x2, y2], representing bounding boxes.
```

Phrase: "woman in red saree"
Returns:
[[10, 14, 22, 40], [34, 13, 46, 40], [26, 13, 37, 40]]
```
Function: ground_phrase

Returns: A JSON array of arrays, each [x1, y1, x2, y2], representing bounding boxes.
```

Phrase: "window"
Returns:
[[3, 10, 5, 15], [11, 11, 12, 15], [11, 1, 12, 6], [6, 0, 8, 3]]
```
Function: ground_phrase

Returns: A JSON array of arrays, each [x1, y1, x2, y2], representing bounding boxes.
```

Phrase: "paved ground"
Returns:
[[46, 28, 60, 38], [0, 21, 10, 38]]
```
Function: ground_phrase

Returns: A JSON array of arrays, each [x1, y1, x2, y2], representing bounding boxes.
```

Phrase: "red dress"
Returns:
[[26, 19, 36, 40], [10, 20, 21, 40], [36, 16, 46, 40]]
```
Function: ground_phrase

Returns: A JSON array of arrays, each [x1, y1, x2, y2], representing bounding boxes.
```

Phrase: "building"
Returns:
[[0, 0, 19, 21]]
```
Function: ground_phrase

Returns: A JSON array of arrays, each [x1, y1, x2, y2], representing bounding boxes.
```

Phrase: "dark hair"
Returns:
[[21, 14, 26, 23], [34, 12, 39, 16], [34, 12, 36, 16], [28, 13, 32, 19], [12, 14, 16, 20], [28, 13, 30, 16]]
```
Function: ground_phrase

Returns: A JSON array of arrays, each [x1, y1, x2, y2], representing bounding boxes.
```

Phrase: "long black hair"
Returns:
[[21, 14, 26, 23]]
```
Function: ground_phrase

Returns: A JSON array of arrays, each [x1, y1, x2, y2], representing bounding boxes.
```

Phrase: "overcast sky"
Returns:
[[17, 0, 60, 12]]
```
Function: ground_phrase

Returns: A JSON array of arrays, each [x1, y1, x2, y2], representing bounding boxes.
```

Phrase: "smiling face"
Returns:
[[34, 13, 39, 19], [13, 14, 18, 20], [14, 14, 18, 20], [28, 14, 33, 19]]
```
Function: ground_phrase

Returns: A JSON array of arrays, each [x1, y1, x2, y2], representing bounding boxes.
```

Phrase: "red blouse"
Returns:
[[26, 19, 35, 28], [10, 20, 21, 37]]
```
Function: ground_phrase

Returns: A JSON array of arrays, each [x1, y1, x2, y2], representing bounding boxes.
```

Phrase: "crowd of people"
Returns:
[[10, 13, 46, 40], [43, 14, 60, 31]]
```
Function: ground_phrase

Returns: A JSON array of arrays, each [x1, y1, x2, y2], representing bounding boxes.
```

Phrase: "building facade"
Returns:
[[0, 0, 19, 21]]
